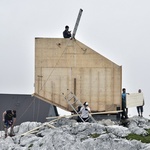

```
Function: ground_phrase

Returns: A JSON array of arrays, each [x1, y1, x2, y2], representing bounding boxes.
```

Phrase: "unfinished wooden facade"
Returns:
[[34, 38, 122, 112]]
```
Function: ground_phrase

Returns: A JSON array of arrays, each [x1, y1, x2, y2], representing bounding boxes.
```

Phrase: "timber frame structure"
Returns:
[[34, 38, 122, 113]]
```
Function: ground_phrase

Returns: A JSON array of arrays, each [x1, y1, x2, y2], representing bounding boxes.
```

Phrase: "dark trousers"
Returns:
[[122, 107, 128, 119], [137, 106, 143, 115], [77, 117, 89, 122]]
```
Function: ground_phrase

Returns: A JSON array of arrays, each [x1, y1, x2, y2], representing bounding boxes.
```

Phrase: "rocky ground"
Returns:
[[0, 116, 150, 150]]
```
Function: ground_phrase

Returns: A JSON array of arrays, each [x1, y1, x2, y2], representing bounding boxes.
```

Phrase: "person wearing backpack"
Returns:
[[2, 110, 16, 138]]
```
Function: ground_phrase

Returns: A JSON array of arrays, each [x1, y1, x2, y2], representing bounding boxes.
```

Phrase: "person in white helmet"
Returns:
[[79, 102, 91, 122]]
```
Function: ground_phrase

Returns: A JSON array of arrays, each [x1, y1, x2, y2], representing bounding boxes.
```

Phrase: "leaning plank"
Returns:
[[24, 123, 56, 135], [20, 120, 56, 136], [46, 115, 76, 120], [46, 123, 56, 128]]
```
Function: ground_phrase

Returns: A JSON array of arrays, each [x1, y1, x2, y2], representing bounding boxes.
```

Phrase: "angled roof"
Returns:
[[34, 38, 122, 112]]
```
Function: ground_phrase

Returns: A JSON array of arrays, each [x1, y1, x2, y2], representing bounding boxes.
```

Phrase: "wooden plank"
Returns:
[[126, 93, 144, 108], [46, 110, 123, 120], [20, 121, 56, 136]]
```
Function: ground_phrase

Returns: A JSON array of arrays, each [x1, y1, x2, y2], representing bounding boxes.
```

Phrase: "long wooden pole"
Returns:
[[20, 120, 56, 136], [46, 110, 123, 120]]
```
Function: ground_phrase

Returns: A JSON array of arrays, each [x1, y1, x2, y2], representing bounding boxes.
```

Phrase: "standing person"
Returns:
[[63, 25, 71, 38], [137, 89, 144, 117], [122, 88, 128, 119], [79, 102, 91, 122], [2, 110, 16, 138]]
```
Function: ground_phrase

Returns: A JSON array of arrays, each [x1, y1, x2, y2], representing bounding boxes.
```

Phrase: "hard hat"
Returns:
[[85, 102, 88, 106]]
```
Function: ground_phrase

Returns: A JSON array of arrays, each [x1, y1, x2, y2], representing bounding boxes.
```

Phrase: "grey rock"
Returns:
[[0, 116, 150, 150]]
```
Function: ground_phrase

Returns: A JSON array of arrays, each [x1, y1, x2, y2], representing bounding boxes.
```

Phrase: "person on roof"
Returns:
[[2, 110, 16, 138], [79, 102, 91, 122], [63, 25, 71, 38]]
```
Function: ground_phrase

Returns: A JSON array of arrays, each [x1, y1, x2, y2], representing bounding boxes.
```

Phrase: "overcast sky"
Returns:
[[0, 0, 150, 117]]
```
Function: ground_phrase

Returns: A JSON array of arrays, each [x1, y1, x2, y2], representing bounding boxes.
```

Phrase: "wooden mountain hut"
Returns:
[[34, 38, 122, 113]]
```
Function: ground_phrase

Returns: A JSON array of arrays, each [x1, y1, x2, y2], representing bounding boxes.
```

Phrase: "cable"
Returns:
[[17, 96, 36, 122], [74, 40, 87, 53], [39, 39, 72, 93], [40, 49, 65, 90]]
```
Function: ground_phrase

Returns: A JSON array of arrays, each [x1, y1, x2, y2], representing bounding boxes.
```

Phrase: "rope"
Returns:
[[17, 96, 36, 122], [74, 40, 87, 53]]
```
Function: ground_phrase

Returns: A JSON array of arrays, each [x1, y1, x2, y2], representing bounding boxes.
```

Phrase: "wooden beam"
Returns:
[[20, 120, 57, 136], [46, 110, 123, 120]]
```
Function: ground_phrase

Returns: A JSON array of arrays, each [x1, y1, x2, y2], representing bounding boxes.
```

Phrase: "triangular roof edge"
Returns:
[[35, 37, 121, 67], [75, 39, 121, 67]]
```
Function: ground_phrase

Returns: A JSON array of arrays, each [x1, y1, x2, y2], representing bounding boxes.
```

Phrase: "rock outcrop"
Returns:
[[0, 116, 150, 150]]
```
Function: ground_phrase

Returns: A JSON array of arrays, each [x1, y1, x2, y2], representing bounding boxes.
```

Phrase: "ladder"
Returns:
[[62, 89, 96, 123]]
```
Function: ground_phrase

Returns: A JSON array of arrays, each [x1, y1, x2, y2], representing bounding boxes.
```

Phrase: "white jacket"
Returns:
[[80, 106, 90, 118]]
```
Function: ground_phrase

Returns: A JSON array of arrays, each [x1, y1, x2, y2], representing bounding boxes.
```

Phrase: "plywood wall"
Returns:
[[34, 38, 122, 112]]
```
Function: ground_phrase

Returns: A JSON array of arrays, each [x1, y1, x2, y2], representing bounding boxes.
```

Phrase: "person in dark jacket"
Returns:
[[122, 88, 128, 119], [63, 25, 71, 38], [2, 110, 16, 138]]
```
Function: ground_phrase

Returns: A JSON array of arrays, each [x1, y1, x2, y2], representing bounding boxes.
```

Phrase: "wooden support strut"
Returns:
[[46, 110, 123, 120], [19, 120, 56, 137]]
